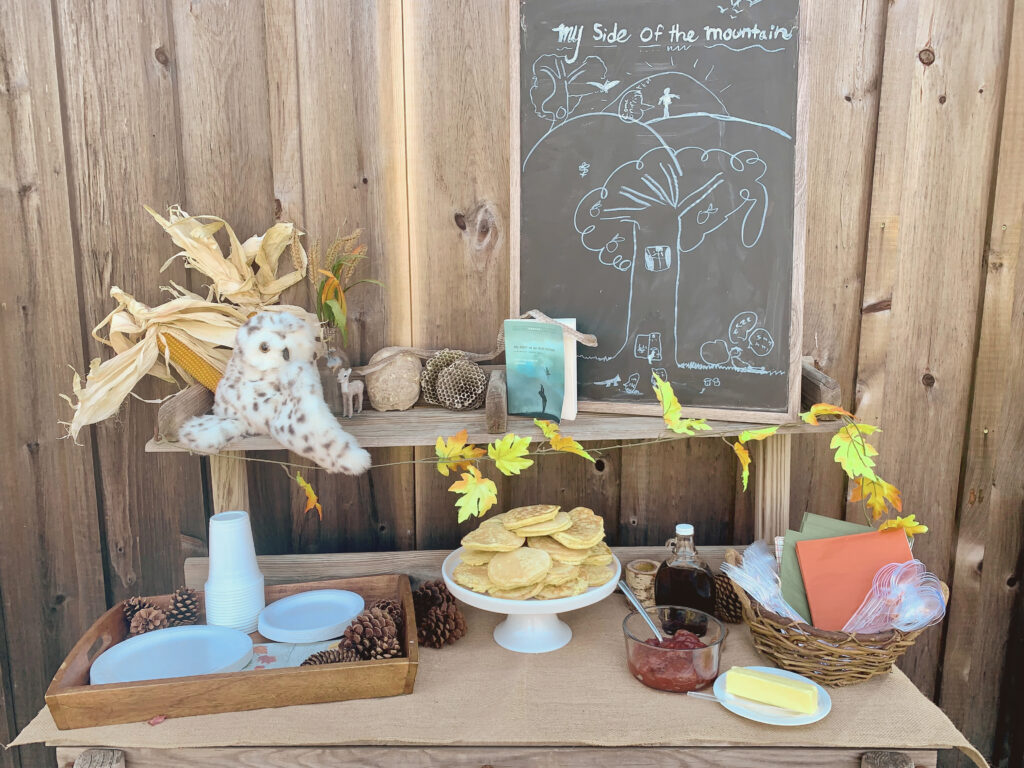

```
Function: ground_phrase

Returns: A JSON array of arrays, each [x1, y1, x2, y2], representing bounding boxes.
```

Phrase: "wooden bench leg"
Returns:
[[210, 452, 250, 513], [753, 434, 792, 541]]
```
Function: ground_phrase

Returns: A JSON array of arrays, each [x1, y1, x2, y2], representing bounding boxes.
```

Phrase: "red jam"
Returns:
[[628, 630, 717, 692]]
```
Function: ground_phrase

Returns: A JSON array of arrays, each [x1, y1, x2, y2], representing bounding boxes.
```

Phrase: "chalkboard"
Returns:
[[511, 0, 804, 422]]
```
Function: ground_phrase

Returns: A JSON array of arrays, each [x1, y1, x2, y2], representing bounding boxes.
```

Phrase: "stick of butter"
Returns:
[[724, 667, 818, 714]]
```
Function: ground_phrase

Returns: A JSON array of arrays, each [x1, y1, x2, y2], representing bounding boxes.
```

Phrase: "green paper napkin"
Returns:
[[781, 513, 873, 623]]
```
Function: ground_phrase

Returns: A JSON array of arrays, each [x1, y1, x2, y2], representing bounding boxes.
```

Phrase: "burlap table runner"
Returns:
[[12, 596, 984, 765]]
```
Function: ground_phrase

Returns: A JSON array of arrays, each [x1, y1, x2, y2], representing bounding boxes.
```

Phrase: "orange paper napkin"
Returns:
[[795, 529, 913, 631]]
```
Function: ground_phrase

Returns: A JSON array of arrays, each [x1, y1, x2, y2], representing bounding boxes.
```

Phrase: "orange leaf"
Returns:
[[801, 402, 854, 425], [733, 441, 751, 491], [295, 471, 323, 520], [849, 476, 903, 520], [435, 429, 485, 476]]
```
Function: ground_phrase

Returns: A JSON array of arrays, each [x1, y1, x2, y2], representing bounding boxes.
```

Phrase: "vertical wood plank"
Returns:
[[938, 2, 1024, 761], [619, 440, 737, 547], [852, 0, 1014, 696], [0, 3, 107, 765], [788, 0, 888, 526], [288, 0, 415, 553], [54, 0, 199, 601], [404, 0, 512, 545], [169, 0, 293, 555]]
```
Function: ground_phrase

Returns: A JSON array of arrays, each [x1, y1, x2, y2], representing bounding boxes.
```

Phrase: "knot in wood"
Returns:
[[918, 48, 935, 66], [921, 372, 936, 388], [154, 46, 170, 66]]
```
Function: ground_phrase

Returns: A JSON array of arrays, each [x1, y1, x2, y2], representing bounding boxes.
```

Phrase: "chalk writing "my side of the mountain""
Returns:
[[551, 22, 794, 61]]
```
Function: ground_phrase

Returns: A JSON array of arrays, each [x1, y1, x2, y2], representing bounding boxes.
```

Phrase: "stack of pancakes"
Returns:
[[452, 505, 614, 600]]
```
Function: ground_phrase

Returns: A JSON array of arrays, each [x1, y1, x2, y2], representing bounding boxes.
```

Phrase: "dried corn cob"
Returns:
[[160, 334, 222, 392]]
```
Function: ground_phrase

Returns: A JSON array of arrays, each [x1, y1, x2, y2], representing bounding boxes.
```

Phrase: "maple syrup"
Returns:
[[654, 524, 717, 617]]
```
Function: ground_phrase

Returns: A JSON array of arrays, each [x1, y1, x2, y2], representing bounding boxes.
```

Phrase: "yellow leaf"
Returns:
[[534, 418, 561, 441], [878, 514, 928, 540], [295, 471, 322, 521], [830, 423, 880, 481], [652, 374, 710, 435], [733, 441, 751, 491], [849, 476, 903, 520], [738, 425, 779, 443], [550, 433, 596, 462], [800, 402, 854, 425], [448, 465, 498, 523], [533, 418, 595, 462], [488, 433, 534, 476], [435, 429, 485, 477]]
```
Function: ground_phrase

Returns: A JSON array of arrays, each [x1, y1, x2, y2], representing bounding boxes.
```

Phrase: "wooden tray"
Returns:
[[45, 574, 418, 729]]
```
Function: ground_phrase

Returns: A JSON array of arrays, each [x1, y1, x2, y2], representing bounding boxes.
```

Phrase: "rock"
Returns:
[[365, 348, 421, 411]]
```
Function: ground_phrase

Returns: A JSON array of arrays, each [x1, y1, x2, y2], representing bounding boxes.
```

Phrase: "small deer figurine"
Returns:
[[326, 351, 364, 419]]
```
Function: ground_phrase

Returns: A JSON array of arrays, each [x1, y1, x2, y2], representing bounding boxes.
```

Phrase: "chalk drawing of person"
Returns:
[[658, 87, 680, 119]]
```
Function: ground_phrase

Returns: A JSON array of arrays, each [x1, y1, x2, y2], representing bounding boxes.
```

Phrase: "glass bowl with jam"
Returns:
[[623, 606, 726, 693]]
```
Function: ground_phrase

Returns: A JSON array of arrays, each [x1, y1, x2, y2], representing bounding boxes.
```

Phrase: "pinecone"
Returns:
[[419, 601, 467, 648], [167, 586, 200, 626], [122, 595, 155, 625], [339, 606, 402, 660], [413, 580, 467, 648], [373, 598, 404, 633], [413, 579, 449, 616], [301, 647, 360, 666], [714, 573, 744, 624], [129, 606, 169, 635]]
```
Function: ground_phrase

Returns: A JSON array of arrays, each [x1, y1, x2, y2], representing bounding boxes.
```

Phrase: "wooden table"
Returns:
[[20, 549, 981, 768]]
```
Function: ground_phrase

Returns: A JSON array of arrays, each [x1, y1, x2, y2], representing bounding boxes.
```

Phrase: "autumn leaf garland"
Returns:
[[433, 375, 908, 528]]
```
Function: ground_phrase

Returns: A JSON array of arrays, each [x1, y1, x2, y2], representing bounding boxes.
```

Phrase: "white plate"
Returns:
[[712, 666, 831, 726], [257, 589, 365, 643], [442, 548, 621, 653], [90, 625, 253, 685]]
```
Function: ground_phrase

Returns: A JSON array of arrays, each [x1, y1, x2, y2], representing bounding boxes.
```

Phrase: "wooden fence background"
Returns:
[[1, 1, 1022, 766]]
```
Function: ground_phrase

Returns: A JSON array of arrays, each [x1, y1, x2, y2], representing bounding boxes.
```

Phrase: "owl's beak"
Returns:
[[282, 348, 290, 361]]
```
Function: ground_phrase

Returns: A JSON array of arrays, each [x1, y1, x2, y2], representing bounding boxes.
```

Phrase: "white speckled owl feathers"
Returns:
[[177, 312, 371, 475]]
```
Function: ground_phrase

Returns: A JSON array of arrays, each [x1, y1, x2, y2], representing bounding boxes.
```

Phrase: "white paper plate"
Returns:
[[90, 625, 253, 685], [712, 666, 831, 726], [257, 589, 365, 643]]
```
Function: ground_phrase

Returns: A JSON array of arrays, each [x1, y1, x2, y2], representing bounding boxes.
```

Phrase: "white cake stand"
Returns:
[[441, 548, 622, 654]]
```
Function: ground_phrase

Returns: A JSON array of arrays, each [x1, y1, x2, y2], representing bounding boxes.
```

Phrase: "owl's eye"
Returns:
[[259, 342, 270, 353]]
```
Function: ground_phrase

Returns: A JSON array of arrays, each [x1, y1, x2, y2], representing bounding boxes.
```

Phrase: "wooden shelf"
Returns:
[[146, 405, 836, 453]]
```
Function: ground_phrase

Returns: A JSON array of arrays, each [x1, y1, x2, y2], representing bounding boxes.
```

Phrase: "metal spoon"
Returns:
[[618, 579, 664, 641]]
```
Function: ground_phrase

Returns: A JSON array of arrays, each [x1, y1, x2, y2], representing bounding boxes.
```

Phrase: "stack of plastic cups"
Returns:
[[204, 511, 265, 633]]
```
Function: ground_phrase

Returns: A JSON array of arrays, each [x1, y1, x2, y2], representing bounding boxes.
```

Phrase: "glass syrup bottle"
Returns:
[[654, 524, 717, 615]]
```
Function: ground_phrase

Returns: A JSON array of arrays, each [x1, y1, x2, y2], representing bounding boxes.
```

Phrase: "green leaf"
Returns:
[[738, 425, 779, 444], [488, 433, 534, 476], [830, 423, 880, 481]]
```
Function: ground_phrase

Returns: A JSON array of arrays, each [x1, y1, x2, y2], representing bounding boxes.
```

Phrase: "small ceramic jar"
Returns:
[[626, 559, 660, 608]]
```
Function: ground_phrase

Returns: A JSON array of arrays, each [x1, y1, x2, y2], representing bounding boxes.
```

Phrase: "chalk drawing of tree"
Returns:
[[573, 145, 769, 368], [529, 55, 609, 124]]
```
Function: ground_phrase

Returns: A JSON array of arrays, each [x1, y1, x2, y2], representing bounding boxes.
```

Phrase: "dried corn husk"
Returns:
[[145, 205, 307, 307], [63, 205, 318, 441]]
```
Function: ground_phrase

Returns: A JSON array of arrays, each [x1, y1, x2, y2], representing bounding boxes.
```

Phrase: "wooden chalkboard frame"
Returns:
[[508, 0, 807, 424]]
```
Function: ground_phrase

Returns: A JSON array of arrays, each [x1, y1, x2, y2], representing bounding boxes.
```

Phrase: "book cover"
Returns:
[[504, 319, 566, 421]]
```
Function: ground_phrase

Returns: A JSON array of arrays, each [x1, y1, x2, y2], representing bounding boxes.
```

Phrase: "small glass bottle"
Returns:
[[654, 524, 717, 614]]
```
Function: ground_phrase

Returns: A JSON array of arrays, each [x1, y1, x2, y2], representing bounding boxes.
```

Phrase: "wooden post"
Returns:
[[210, 453, 250, 514], [753, 435, 792, 541]]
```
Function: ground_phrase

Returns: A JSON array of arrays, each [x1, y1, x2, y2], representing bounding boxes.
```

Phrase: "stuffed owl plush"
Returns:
[[177, 311, 371, 475]]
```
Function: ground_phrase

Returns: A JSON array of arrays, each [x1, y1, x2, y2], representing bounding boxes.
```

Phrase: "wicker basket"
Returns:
[[724, 549, 948, 687]]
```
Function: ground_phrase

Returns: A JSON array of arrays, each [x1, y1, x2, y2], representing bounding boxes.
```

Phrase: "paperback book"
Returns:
[[504, 318, 578, 422]]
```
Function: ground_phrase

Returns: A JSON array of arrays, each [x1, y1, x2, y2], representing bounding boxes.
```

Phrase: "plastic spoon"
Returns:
[[618, 580, 663, 641]]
